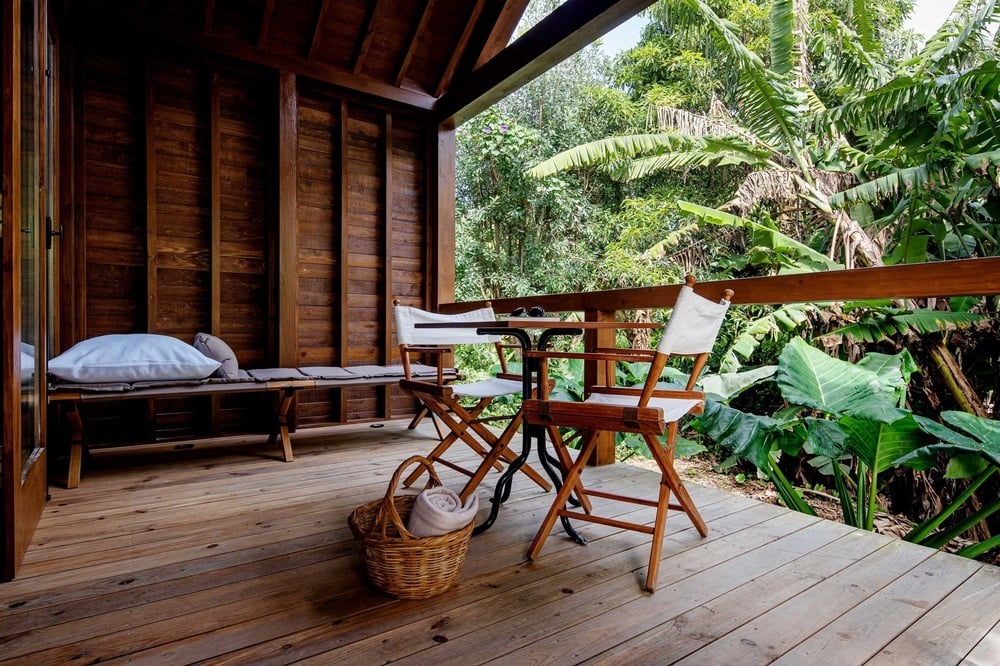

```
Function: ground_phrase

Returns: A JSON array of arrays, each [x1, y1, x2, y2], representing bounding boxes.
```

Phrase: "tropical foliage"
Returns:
[[456, 0, 1000, 560]]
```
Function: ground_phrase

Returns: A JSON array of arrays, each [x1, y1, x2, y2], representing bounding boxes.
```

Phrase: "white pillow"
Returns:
[[21, 351, 34, 384], [21, 341, 35, 357], [48, 334, 221, 383], [193, 332, 239, 379]]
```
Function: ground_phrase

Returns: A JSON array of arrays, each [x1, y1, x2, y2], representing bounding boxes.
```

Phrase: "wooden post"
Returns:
[[585, 308, 617, 466]]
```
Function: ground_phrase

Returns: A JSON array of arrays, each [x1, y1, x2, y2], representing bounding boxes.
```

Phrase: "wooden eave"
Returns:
[[435, 0, 658, 125]]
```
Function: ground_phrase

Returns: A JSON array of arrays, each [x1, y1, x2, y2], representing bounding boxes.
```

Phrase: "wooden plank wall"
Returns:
[[61, 43, 431, 446]]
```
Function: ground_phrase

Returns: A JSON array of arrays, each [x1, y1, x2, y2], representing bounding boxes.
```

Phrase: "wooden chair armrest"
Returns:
[[399, 379, 454, 398], [523, 349, 657, 362], [588, 386, 705, 401]]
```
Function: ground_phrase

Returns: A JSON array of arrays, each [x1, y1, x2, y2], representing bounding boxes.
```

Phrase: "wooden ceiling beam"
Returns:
[[474, 0, 531, 70], [395, 0, 437, 86], [203, 0, 216, 34], [435, 0, 655, 124], [351, 0, 381, 75], [307, 0, 331, 60], [258, 0, 275, 50], [76, 8, 437, 112], [433, 0, 489, 98]]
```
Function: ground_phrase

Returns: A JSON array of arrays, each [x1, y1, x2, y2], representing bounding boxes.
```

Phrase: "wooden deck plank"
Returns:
[[868, 565, 1000, 665], [582, 525, 888, 664], [1, 420, 997, 666], [672, 538, 940, 664], [772, 552, 984, 664]]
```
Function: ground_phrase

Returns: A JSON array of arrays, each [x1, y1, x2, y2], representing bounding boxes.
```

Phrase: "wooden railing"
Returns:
[[441, 257, 1000, 315], [439, 257, 1000, 464]]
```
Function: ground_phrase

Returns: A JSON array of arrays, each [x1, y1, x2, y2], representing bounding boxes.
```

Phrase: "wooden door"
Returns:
[[1, 0, 48, 582]]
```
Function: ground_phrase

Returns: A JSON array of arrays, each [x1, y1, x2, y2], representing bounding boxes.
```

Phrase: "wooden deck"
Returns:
[[2, 421, 998, 665]]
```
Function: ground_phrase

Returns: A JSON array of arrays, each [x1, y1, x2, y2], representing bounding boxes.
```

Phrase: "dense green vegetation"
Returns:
[[455, 0, 1000, 560]]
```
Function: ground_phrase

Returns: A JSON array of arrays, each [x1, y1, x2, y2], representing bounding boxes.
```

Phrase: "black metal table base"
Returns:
[[471, 326, 586, 545]]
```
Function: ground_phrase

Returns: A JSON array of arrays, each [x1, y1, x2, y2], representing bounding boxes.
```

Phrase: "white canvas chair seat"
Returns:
[[393, 299, 552, 501], [521, 276, 733, 593], [585, 392, 702, 424], [452, 377, 523, 399]]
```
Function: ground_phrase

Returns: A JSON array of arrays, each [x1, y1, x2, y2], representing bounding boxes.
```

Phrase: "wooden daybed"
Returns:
[[48, 364, 452, 488]]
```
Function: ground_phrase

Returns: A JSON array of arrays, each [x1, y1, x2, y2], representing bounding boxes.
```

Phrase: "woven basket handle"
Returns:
[[375, 455, 443, 540]]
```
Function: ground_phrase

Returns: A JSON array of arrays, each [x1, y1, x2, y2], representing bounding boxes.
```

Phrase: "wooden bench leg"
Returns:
[[65, 401, 85, 489], [267, 387, 297, 462]]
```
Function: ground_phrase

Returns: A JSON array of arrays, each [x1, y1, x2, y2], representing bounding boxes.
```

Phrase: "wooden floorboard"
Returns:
[[2, 420, 998, 665]]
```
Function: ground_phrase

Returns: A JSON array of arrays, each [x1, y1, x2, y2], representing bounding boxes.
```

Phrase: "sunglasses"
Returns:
[[510, 306, 546, 317]]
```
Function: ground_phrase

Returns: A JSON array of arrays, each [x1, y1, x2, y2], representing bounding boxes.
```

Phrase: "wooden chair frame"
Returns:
[[520, 276, 733, 592], [393, 299, 552, 501]]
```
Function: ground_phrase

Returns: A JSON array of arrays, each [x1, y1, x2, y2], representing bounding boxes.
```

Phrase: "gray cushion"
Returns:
[[193, 332, 240, 379]]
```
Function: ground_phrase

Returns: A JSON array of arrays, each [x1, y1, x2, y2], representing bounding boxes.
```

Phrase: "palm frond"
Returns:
[[720, 303, 817, 373], [830, 164, 931, 206], [918, 0, 1000, 74], [849, 0, 875, 52], [677, 200, 842, 271], [834, 309, 983, 343], [680, 0, 810, 166], [770, 0, 795, 76], [613, 136, 776, 181], [526, 134, 701, 178]]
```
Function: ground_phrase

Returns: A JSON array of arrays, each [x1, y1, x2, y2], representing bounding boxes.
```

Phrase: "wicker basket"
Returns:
[[348, 455, 475, 599]]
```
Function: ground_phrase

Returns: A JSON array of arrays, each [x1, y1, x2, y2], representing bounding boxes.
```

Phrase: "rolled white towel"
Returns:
[[406, 486, 479, 537]]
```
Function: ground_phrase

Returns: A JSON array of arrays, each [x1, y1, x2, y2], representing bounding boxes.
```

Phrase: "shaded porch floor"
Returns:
[[2, 420, 998, 664]]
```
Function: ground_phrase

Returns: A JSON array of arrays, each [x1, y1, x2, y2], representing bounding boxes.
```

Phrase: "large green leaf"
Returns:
[[769, 0, 794, 77], [803, 417, 848, 458], [699, 365, 777, 402], [840, 414, 927, 474], [680, 0, 810, 167], [697, 400, 777, 470], [900, 411, 1000, 472], [526, 134, 702, 179], [776, 337, 906, 423]]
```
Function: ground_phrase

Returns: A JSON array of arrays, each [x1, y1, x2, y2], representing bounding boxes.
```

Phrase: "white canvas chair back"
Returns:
[[394, 303, 500, 346], [656, 283, 732, 356]]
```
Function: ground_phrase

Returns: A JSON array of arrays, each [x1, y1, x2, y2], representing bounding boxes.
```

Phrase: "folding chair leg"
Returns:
[[647, 430, 708, 537], [645, 481, 672, 592], [546, 426, 592, 514], [526, 431, 599, 561]]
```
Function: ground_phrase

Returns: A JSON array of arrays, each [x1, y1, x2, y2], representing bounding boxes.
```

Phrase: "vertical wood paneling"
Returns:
[[210, 71, 221, 335], [82, 49, 145, 336], [71, 44, 432, 439], [295, 82, 339, 368], [277, 71, 298, 367], [217, 68, 270, 369], [149, 57, 211, 340], [144, 58, 157, 331]]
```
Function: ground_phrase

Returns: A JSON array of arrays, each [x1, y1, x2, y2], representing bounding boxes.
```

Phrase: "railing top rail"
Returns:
[[440, 257, 1000, 315]]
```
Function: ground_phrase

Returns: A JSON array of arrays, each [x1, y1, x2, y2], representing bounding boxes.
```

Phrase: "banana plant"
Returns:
[[896, 411, 1000, 558], [696, 337, 928, 529]]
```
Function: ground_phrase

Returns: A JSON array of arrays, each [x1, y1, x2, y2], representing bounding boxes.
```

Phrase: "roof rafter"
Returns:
[[307, 0, 332, 60], [258, 0, 275, 50], [474, 0, 531, 70], [433, 0, 490, 98], [395, 0, 438, 86], [351, 0, 382, 75], [436, 0, 654, 124]]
